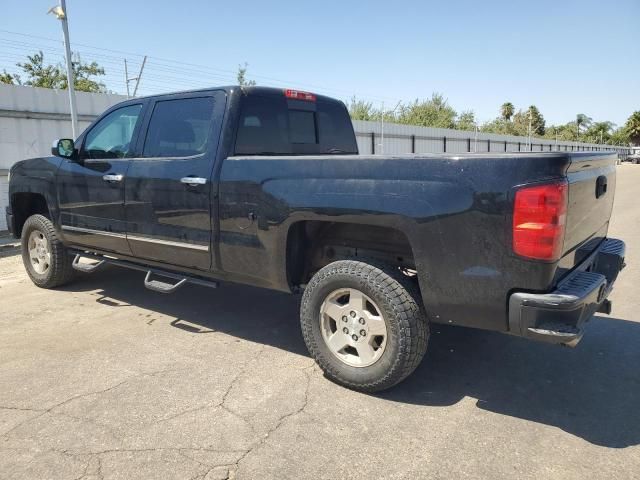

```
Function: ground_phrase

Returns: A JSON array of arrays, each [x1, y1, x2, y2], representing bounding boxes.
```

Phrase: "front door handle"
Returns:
[[102, 174, 124, 183], [180, 176, 207, 187]]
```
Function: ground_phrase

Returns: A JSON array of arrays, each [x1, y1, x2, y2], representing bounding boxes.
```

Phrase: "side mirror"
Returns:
[[51, 138, 76, 159]]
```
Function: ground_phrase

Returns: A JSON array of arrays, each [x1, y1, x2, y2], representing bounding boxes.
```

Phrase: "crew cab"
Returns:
[[5, 86, 626, 391]]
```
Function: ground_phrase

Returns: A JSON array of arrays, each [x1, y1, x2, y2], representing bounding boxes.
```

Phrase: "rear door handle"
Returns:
[[180, 176, 207, 187], [102, 174, 124, 183]]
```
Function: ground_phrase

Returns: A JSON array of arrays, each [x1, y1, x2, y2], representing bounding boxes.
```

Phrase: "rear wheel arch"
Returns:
[[284, 220, 418, 288]]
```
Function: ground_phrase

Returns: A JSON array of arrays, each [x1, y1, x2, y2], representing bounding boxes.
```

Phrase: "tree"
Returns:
[[2, 51, 106, 92], [237, 62, 256, 87], [576, 113, 592, 139], [66, 55, 106, 92], [482, 118, 515, 135], [545, 123, 576, 142], [527, 105, 545, 136], [16, 51, 62, 89], [455, 110, 476, 131], [0, 70, 21, 85], [396, 93, 456, 129], [584, 121, 615, 144], [610, 127, 630, 146], [500, 102, 514, 122], [347, 96, 375, 121], [513, 105, 545, 136], [624, 111, 640, 145]]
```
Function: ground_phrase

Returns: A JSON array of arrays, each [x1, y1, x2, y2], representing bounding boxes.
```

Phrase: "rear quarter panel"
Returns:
[[217, 153, 572, 332]]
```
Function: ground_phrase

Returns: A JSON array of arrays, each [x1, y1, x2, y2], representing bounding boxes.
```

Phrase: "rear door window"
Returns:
[[143, 97, 214, 158], [234, 93, 357, 155], [234, 95, 290, 155]]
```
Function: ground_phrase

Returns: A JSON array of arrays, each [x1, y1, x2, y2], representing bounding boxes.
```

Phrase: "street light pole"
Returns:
[[49, 0, 78, 139]]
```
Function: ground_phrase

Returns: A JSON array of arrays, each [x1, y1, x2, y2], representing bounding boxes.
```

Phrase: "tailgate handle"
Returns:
[[596, 175, 607, 198]]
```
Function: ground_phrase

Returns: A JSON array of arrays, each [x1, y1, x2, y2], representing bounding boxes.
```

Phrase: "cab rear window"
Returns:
[[234, 93, 357, 155]]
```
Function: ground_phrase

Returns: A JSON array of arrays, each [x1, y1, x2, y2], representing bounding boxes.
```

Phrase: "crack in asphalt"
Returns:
[[0, 379, 131, 440], [0, 349, 315, 479], [47, 447, 244, 480], [0, 368, 178, 440], [0, 406, 45, 413], [153, 345, 267, 428], [228, 365, 315, 478]]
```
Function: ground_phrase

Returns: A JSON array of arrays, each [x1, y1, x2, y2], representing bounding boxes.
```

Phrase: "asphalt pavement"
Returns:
[[1, 164, 639, 479]]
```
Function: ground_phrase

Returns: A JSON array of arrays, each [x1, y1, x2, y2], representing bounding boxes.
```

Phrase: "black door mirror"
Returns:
[[52, 138, 76, 159]]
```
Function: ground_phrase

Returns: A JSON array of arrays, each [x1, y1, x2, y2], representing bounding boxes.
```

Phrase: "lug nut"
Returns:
[[350, 311, 356, 318], [360, 330, 367, 337], [358, 318, 365, 325], [343, 327, 349, 334], [352, 334, 358, 341], [342, 316, 348, 322]]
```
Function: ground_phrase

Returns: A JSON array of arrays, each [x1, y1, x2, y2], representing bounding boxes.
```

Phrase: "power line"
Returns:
[[0, 29, 402, 105]]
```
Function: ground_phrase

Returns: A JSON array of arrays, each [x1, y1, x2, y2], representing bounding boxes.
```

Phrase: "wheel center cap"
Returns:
[[349, 314, 367, 337]]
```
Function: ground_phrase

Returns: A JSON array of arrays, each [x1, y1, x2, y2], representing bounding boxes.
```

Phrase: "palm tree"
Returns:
[[500, 102, 514, 122], [576, 113, 592, 140], [625, 111, 640, 145]]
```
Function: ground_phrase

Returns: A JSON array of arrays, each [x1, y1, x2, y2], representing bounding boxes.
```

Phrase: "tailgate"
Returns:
[[563, 152, 617, 258]]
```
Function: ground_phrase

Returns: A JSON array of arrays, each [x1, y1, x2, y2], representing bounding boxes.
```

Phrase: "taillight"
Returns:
[[513, 181, 568, 261], [284, 89, 316, 101]]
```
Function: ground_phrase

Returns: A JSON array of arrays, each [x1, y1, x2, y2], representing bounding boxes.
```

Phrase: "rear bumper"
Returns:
[[5, 206, 15, 237], [508, 238, 626, 346]]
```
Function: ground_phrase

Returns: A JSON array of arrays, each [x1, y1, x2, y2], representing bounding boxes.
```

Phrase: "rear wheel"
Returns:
[[21, 214, 75, 288], [300, 259, 429, 392]]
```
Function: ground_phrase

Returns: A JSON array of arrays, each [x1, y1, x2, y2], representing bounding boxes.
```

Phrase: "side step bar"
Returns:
[[144, 271, 188, 294], [70, 251, 219, 293], [72, 254, 106, 273]]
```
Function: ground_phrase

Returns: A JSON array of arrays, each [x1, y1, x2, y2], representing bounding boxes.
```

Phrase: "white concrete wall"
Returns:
[[0, 84, 127, 231], [0, 84, 127, 170]]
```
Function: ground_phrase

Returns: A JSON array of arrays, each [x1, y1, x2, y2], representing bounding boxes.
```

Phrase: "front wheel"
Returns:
[[300, 260, 429, 392], [21, 214, 75, 289]]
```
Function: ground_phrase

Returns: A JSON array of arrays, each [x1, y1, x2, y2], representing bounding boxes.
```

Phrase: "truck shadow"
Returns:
[[62, 266, 640, 449], [383, 316, 640, 449]]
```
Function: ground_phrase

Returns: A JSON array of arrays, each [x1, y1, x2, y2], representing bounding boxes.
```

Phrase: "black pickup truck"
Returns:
[[6, 86, 626, 391]]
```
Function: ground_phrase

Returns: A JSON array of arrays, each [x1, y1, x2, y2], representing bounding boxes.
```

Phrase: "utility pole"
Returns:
[[124, 56, 147, 98], [124, 59, 130, 97], [132, 56, 147, 97], [49, 0, 78, 139]]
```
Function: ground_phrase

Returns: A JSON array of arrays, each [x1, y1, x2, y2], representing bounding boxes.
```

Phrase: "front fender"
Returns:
[[9, 156, 63, 223]]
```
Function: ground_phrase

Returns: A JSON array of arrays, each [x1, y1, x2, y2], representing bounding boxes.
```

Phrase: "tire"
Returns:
[[300, 259, 429, 392], [21, 214, 75, 289]]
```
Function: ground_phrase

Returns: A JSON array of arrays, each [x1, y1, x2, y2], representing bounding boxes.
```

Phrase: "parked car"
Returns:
[[627, 150, 640, 163], [5, 86, 626, 391]]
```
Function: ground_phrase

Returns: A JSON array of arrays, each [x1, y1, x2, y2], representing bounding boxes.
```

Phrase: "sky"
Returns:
[[1, 0, 639, 126]]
